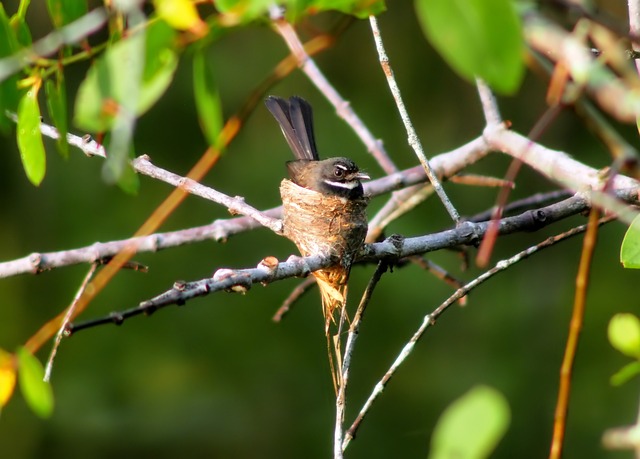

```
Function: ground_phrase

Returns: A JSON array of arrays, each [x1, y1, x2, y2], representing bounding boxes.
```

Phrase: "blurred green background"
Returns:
[[1, 1, 639, 458]]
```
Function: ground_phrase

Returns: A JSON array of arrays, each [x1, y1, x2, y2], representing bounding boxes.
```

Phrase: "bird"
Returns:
[[265, 95, 370, 331]]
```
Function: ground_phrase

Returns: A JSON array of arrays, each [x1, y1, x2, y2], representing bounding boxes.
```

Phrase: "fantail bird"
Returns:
[[265, 95, 370, 330]]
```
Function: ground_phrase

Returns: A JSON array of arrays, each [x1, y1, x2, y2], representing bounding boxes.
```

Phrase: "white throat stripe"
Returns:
[[324, 179, 358, 189]]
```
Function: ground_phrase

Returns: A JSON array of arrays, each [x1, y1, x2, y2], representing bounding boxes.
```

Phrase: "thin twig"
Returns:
[[549, 207, 602, 459], [44, 263, 98, 382], [0, 8, 108, 83], [268, 7, 398, 175], [369, 15, 460, 224], [272, 277, 317, 322], [343, 215, 615, 451], [335, 261, 388, 457], [132, 155, 282, 233], [477, 103, 563, 267], [476, 78, 503, 127]]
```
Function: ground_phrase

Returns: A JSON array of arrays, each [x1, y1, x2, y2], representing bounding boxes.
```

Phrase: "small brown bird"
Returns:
[[265, 96, 370, 330]]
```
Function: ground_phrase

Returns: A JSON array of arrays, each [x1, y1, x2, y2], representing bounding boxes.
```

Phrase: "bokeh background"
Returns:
[[1, 1, 639, 457]]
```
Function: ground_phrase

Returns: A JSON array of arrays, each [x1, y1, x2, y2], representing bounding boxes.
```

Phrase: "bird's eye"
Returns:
[[334, 167, 345, 177]]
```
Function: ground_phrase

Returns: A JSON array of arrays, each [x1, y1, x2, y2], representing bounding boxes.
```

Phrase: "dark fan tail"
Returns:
[[265, 96, 319, 160]]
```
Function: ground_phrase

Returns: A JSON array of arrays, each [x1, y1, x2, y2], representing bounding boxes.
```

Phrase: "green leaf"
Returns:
[[214, 0, 274, 22], [74, 20, 178, 133], [621, 214, 640, 268], [415, 0, 524, 94], [193, 50, 223, 148], [46, 0, 88, 28], [17, 84, 46, 186], [0, 349, 17, 408], [611, 361, 640, 386], [308, 0, 385, 18], [429, 385, 510, 459], [45, 72, 69, 158], [0, 4, 20, 133], [9, 14, 33, 47], [153, 0, 208, 34], [608, 313, 640, 358], [16, 347, 54, 419]]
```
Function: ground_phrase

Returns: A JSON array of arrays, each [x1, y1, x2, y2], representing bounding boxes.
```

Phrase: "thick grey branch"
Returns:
[[67, 192, 622, 333]]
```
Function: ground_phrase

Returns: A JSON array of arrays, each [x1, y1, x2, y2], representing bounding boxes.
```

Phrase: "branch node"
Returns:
[[173, 280, 187, 291], [258, 256, 279, 281], [457, 221, 483, 246], [212, 268, 234, 282], [110, 311, 125, 324], [28, 253, 43, 273], [285, 254, 311, 277]]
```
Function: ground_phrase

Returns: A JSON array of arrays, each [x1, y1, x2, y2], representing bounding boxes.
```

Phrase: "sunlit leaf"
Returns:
[[0, 349, 17, 407], [16, 347, 54, 418], [75, 21, 178, 133], [611, 361, 640, 386], [45, 72, 69, 158], [415, 0, 524, 94], [17, 83, 46, 186], [0, 4, 20, 133], [309, 0, 385, 18], [193, 50, 223, 148], [46, 0, 88, 28], [153, 0, 208, 35], [9, 14, 32, 47], [608, 313, 640, 358], [215, 0, 272, 21], [430, 385, 510, 459], [621, 214, 640, 268]]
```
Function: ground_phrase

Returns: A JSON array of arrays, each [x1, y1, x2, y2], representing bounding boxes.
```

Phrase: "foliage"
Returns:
[[0, 0, 639, 458]]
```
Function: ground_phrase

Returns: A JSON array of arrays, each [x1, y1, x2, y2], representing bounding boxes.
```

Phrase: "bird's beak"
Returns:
[[355, 172, 370, 181]]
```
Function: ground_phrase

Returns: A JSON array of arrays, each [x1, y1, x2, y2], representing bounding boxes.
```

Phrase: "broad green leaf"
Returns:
[[9, 14, 32, 47], [193, 50, 223, 148], [45, 72, 69, 158], [16, 347, 54, 418], [46, 0, 88, 28], [611, 361, 640, 386], [0, 349, 16, 407], [621, 214, 640, 268], [608, 313, 640, 358], [154, 0, 208, 35], [102, 128, 141, 193], [430, 385, 510, 459], [214, 0, 274, 22], [215, 0, 384, 21], [0, 4, 20, 133], [113, 159, 140, 194], [17, 84, 46, 186], [309, 0, 385, 18], [74, 21, 178, 133], [415, 0, 524, 94]]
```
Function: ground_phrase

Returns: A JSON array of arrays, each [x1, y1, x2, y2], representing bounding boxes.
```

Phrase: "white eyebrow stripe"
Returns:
[[324, 179, 359, 189]]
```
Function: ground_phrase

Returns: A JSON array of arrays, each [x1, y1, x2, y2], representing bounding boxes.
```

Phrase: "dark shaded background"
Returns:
[[1, 1, 638, 457]]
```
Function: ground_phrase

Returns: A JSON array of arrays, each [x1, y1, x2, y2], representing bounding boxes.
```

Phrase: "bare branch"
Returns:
[[132, 156, 283, 234], [336, 261, 388, 457], [342, 215, 616, 451], [66, 193, 625, 334], [476, 79, 503, 127], [0, 8, 108, 83], [369, 15, 460, 224], [269, 9, 398, 175], [524, 10, 640, 122]]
